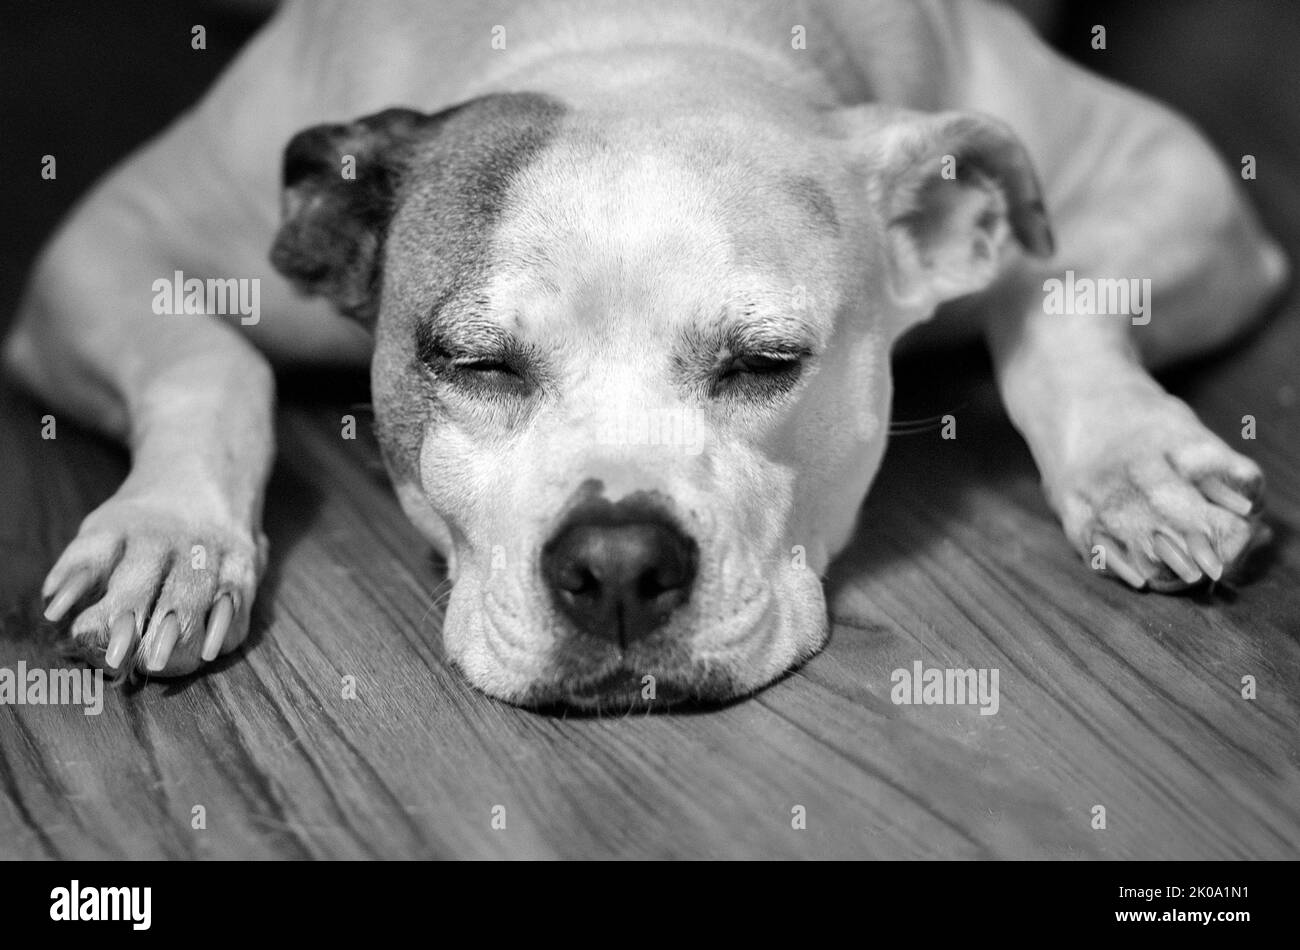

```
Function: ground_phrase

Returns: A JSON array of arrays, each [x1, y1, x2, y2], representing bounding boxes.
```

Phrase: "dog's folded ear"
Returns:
[[269, 106, 450, 325], [271, 93, 563, 327], [846, 106, 1054, 311]]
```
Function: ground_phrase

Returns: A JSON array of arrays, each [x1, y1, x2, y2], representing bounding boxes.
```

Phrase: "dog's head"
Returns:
[[270, 92, 1051, 708]]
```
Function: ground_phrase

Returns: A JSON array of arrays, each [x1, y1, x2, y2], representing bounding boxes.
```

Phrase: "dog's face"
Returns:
[[272, 93, 1050, 708]]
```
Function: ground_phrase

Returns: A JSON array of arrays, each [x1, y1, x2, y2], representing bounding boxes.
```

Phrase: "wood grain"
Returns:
[[1, 1, 1298, 859]]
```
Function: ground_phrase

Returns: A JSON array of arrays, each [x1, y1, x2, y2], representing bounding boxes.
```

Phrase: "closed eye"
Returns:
[[438, 353, 533, 396], [712, 349, 808, 398], [720, 352, 803, 377], [415, 322, 535, 397], [452, 356, 522, 377]]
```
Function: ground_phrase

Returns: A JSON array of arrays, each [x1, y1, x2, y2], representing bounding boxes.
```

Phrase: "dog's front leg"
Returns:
[[4, 210, 274, 675], [939, 0, 1288, 590], [985, 125, 1286, 590]]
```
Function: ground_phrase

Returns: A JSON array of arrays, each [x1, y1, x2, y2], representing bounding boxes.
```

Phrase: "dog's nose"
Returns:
[[542, 509, 697, 647]]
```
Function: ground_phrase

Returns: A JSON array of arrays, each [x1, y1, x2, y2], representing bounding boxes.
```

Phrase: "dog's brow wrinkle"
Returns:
[[674, 310, 816, 384], [714, 311, 818, 354], [418, 311, 518, 357], [426, 283, 460, 323], [785, 174, 839, 233]]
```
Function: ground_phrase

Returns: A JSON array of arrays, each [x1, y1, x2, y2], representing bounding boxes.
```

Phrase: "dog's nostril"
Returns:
[[542, 512, 697, 647], [639, 558, 690, 600], [555, 563, 600, 597]]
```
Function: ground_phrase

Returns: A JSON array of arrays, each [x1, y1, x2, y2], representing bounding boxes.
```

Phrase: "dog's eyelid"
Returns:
[[726, 352, 806, 373], [728, 320, 818, 355], [723, 343, 813, 368], [451, 354, 517, 372], [417, 318, 528, 363], [746, 345, 811, 360]]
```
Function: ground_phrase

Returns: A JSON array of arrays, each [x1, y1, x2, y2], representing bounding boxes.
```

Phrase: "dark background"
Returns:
[[2, 0, 1297, 320]]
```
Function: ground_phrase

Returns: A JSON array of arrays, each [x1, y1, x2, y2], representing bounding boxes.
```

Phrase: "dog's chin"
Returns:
[[453, 636, 780, 712], [445, 566, 829, 712], [497, 627, 824, 714], [523, 664, 746, 712]]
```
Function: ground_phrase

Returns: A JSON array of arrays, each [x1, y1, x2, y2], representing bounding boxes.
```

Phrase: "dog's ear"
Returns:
[[846, 107, 1054, 311], [269, 105, 458, 325]]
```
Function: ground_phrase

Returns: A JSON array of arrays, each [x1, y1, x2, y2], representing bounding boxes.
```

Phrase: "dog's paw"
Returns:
[[40, 494, 267, 676], [1053, 396, 1267, 592]]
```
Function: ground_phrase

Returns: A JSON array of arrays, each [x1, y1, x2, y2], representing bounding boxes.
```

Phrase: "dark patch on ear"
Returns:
[[269, 107, 456, 324], [269, 94, 563, 328]]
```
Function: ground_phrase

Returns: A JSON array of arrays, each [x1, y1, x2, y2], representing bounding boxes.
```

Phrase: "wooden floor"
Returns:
[[2, 2, 1298, 859]]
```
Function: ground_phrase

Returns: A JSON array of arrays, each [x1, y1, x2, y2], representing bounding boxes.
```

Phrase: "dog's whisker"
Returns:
[[888, 422, 944, 435], [415, 579, 457, 627], [889, 413, 949, 426]]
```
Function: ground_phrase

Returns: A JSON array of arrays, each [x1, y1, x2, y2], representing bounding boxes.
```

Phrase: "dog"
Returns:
[[5, 0, 1286, 707]]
